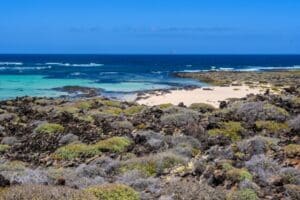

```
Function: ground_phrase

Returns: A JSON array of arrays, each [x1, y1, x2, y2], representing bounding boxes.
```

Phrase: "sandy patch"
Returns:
[[136, 86, 262, 107]]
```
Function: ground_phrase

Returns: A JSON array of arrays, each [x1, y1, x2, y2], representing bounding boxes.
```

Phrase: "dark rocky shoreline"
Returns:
[[0, 71, 299, 200]]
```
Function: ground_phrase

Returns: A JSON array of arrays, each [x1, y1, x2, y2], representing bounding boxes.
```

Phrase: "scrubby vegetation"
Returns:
[[283, 144, 300, 158], [0, 71, 300, 199], [0, 145, 10, 153], [0, 184, 96, 200], [35, 123, 64, 135], [189, 103, 216, 113], [208, 121, 244, 141], [52, 143, 101, 160], [120, 152, 186, 177], [255, 120, 289, 133], [85, 184, 139, 200], [95, 137, 132, 153], [227, 189, 259, 200]]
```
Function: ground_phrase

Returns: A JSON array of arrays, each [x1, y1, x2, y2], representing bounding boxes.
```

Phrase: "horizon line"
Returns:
[[0, 53, 300, 56]]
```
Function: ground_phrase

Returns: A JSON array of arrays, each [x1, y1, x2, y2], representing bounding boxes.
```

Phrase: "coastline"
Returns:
[[135, 70, 300, 107], [136, 85, 263, 107], [0, 69, 299, 199]]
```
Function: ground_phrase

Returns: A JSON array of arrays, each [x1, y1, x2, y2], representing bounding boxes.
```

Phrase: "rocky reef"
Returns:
[[0, 72, 299, 200]]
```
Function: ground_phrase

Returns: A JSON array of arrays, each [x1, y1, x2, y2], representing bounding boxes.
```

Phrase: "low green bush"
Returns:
[[227, 189, 259, 200], [189, 103, 216, 113], [123, 106, 144, 115], [255, 120, 289, 133], [35, 123, 64, 135], [208, 121, 244, 141], [0, 184, 96, 200], [95, 137, 132, 153], [53, 143, 100, 160], [0, 144, 10, 153], [283, 144, 300, 158], [120, 152, 186, 176], [85, 184, 140, 200]]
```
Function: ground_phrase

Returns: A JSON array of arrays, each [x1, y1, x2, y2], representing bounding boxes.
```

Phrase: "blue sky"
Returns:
[[0, 0, 299, 54]]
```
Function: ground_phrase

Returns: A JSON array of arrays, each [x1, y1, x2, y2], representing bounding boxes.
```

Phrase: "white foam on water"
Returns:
[[0, 66, 52, 71], [45, 62, 103, 67], [0, 62, 23, 65], [178, 65, 300, 73]]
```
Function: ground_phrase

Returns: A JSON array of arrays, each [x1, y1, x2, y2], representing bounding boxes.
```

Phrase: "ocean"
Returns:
[[0, 54, 300, 100]]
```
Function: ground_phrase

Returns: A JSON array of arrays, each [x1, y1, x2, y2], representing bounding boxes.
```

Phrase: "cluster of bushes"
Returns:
[[0, 183, 140, 200], [53, 137, 132, 160]]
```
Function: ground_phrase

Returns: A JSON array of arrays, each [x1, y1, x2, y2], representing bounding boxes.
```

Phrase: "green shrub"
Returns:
[[102, 107, 123, 116], [283, 144, 300, 158], [227, 189, 259, 200], [0, 184, 96, 200], [35, 123, 64, 135], [291, 97, 300, 106], [76, 101, 93, 110], [57, 106, 79, 114], [189, 103, 216, 112], [76, 115, 95, 123], [95, 137, 132, 153], [255, 120, 289, 132], [53, 143, 100, 160], [208, 121, 244, 141], [0, 144, 10, 153], [102, 100, 122, 108], [158, 103, 173, 109], [226, 168, 253, 182], [123, 106, 144, 115], [0, 161, 27, 172], [120, 152, 185, 177], [222, 162, 234, 171], [85, 184, 140, 200], [120, 161, 157, 177]]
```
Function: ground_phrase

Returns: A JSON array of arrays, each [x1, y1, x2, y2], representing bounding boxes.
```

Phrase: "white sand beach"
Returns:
[[136, 85, 263, 107]]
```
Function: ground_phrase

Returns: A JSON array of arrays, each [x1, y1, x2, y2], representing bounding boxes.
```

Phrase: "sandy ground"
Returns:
[[136, 86, 262, 107]]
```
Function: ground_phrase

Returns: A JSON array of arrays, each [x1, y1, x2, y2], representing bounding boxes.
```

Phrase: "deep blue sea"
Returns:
[[0, 54, 300, 100]]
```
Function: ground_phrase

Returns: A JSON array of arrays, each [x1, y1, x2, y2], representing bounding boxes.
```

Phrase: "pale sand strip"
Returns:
[[136, 86, 262, 108]]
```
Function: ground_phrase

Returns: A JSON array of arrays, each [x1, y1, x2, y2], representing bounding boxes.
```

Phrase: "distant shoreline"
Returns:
[[135, 70, 300, 107]]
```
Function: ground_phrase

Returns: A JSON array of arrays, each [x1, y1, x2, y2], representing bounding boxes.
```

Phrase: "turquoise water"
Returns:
[[0, 55, 299, 100], [0, 75, 172, 100]]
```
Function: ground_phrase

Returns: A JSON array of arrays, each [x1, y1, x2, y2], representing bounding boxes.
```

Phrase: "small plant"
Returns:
[[189, 103, 216, 113], [0, 184, 95, 200], [120, 152, 185, 177], [85, 184, 140, 200], [53, 143, 100, 160], [208, 121, 244, 141], [95, 137, 132, 153], [35, 123, 64, 135], [0, 144, 10, 153], [280, 168, 300, 184], [263, 103, 289, 117], [57, 106, 79, 114], [102, 100, 122, 108], [102, 107, 123, 116], [255, 120, 289, 133], [136, 123, 147, 130], [123, 106, 144, 115], [227, 189, 259, 200], [226, 168, 253, 182], [0, 160, 27, 171], [120, 161, 157, 177], [158, 103, 173, 109], [222, 162, 234, 171], [76, 101, 93, 110], [283, 144, 300, 158]]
